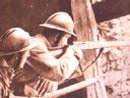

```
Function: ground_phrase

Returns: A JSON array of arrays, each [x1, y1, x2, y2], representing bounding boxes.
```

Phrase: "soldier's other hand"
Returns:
[[13, 68, 24, 80]]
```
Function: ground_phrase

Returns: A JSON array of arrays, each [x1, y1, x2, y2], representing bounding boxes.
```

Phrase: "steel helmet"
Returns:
[[39, 12, 76, 36], [1, 27, 31, 51]]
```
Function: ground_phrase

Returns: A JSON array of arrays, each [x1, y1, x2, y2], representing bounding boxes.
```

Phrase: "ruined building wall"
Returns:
[[91, 0, 130, 97], [98, 15, 130, 98]]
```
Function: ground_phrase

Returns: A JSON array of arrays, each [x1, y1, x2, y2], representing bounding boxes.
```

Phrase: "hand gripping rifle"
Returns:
[[48, 40, 130, 72]]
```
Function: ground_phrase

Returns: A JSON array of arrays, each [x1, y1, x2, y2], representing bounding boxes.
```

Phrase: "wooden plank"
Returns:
[[71, 0, 107, 98], [71, 0, 98, 76], [9, 76, 102, 98]]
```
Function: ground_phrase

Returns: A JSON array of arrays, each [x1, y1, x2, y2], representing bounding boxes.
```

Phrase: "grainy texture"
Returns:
[[71, 0, 107, 98], [98, 14, 130, 98], [0, 0, 71, 35]]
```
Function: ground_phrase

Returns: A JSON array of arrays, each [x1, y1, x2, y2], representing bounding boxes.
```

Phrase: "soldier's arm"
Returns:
[[27, 44, 81, 83], [49, 48, 64, 58]]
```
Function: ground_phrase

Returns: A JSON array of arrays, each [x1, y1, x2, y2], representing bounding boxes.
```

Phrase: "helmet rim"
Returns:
[[39, 23, 77, 37], [39, 12, 77, 37]]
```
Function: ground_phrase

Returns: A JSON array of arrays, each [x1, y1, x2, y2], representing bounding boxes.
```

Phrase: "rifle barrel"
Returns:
[[49, 41, 130, 50], [74, 41, 130, 49]]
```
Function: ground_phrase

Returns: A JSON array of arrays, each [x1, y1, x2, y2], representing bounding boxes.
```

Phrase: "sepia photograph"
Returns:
[[0, 0, 130, 98]]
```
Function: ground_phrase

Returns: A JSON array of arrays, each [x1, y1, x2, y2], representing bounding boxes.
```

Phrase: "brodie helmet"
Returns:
[[39, 12, 76, 36]]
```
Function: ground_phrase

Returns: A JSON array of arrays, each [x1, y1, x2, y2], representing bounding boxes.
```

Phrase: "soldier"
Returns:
[[0, 12, 82, 97]]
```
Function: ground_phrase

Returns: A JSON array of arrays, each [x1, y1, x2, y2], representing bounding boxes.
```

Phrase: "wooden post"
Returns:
[[71, 0, 107, 98]]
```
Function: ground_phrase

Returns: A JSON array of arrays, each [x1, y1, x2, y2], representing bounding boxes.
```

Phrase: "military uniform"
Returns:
[[0, 27, 81, 97], [0, 12, 82, 97]]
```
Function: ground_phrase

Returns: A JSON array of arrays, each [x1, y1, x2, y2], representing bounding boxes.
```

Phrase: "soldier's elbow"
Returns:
[[48, 66, 65, 82]]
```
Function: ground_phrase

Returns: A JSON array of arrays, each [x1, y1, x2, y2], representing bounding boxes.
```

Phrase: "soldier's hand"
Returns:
[[72, 47, 83, 60], [64, 45, 74, 55]]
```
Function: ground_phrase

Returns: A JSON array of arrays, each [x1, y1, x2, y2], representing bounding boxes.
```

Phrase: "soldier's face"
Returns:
[[57, 33, 71, 46], [48, 32, 59, 47], [43, 28, 59, 47], [44, 29, 72, 47]]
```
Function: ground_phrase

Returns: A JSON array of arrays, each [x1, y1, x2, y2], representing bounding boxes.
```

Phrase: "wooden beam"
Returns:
[[71, 0, 107, 98], [9, 76, 102, 98]]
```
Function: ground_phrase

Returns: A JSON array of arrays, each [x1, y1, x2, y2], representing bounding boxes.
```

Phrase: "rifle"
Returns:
[[0, 41, 130, 56], [48, 40, 130, 50], [6, 41, 130, 98], [48, 40, 130, 70]]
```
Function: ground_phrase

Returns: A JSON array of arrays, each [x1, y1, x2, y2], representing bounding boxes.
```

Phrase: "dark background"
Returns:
[[0, 0, 130, 35], [93, 0, 130, 22], [0, 0, 71, 35]]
